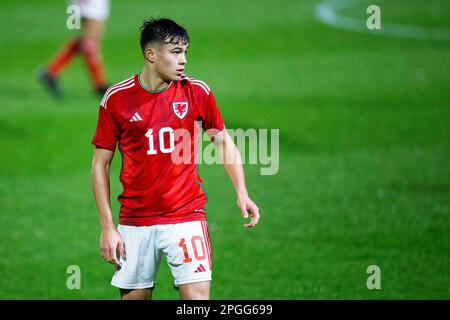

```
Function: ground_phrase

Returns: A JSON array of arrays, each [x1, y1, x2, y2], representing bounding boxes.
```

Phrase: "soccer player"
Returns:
[[39, 0, 110, 97], [91, 18, 260, 300]]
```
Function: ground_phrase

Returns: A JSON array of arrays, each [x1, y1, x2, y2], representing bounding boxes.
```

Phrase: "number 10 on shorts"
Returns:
[[178, 236, 206, 263]]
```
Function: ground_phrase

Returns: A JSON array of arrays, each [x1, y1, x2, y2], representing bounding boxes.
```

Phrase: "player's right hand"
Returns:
[[237, 194, 260, 228], [100, 228, 126, 270]]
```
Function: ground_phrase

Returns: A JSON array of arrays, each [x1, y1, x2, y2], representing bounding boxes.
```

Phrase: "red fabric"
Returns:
[[79, 39, 106, 88], [47, 38, 106, 89], [47, 38, 81, 76], [92, 75, 225, 226]]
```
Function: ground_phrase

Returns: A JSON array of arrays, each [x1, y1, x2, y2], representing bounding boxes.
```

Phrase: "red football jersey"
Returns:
[[92, 74, 225, 226]]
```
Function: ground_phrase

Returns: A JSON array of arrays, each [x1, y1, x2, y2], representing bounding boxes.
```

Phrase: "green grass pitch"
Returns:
[[0, 0, 449, 299]]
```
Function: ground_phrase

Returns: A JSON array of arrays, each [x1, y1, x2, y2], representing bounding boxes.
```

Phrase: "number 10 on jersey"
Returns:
[[145, 127, 175, 155]]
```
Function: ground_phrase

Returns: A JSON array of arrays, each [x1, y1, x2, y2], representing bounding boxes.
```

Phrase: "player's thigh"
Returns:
[[163, 220, 212, 287], [81, 18, 104, 41], [120, 288, 153, 300], [178, 280, 210, 300]]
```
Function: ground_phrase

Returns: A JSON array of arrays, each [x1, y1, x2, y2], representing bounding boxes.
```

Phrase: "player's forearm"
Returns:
[[223, 160, 248, 197], [91, 164, 116, 231], [217, 135, 248, 197]]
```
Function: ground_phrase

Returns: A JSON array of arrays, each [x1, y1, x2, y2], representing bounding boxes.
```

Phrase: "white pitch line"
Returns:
[[315, 0, 450, 42]]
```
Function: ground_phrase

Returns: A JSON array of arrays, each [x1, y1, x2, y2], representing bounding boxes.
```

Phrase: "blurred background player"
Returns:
[[39, 0, 110, 98]]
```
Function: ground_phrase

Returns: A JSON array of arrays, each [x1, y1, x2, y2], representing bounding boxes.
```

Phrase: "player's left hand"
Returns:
[[237, 194, 260, 228]]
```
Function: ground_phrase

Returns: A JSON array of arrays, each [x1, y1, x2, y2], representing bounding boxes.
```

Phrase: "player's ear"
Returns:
[[144, 47, 156, 63]]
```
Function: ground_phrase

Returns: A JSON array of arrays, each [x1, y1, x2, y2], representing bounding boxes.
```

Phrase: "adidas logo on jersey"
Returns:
[[130, 112, 143, 122], [194, 264, 206, 273]]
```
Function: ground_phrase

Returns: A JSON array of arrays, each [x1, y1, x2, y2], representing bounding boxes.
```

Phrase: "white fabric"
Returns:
[[71, 0, 110, 21], [111, 221, 212, 289]]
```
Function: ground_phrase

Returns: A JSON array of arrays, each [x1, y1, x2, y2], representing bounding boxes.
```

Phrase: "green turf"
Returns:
[[0, 0, 449, 299]]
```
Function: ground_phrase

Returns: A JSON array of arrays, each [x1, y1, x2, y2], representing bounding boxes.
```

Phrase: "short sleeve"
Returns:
[[200, 90, 225, 132], [91, 102, 120, 151]]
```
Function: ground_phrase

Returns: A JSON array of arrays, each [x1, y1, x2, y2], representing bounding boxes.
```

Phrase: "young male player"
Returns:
[[91, 18, 260, 300]]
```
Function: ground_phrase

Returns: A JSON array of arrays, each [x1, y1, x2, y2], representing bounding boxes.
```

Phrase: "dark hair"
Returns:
[[140, 18, 189, 54]]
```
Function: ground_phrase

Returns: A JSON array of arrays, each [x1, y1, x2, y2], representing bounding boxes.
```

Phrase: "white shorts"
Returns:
[[71, 0, 110, 21], [111, 220, 212, 289]]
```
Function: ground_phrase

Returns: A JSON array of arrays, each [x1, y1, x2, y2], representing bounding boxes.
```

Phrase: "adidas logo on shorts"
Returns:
[[194, 264, 206, 273]]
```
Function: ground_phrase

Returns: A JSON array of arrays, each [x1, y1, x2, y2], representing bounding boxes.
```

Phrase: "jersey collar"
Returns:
[[137, 73, 173, 93]]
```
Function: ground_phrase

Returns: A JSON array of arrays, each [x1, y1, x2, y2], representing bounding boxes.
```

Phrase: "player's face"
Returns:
[[154, 42, 188, 82]]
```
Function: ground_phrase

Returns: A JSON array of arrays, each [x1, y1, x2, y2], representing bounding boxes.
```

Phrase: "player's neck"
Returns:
[[140, 68, 171, 92]]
